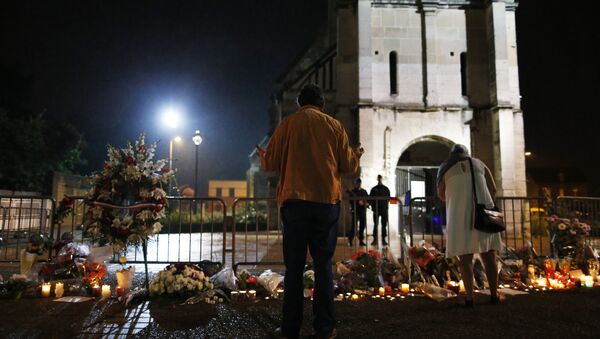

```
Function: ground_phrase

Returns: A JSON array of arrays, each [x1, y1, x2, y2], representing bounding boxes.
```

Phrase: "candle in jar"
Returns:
[[378, 287, 385, 296], [459, 280, 466, 293], [92, 284, 101, 297], [584, 276, 594, 288], [54, 282, 64, 298], [536, 278, 547, 287], [116, 286, 124, 296], [41, 283, 51, 297], [401, 284, 409, 295], [527, 264, 536, 281], [230, 291, 239, 301], [276, 289, 284, 299], [249, 290, 256, 300], [351, 294, 359, 300], [101, 285, 111, 299]]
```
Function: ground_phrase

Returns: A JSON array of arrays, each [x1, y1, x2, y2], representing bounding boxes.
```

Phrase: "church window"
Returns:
[[389, 51, 398, 95], [460, 52, 468, 97]]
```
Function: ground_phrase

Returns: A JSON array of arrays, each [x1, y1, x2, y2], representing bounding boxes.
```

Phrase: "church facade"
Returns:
[[249, 0, 526, 204]]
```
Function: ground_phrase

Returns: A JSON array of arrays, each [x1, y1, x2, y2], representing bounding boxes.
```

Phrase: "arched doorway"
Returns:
[[396, 136, 453, 198], [396, 136, 453, 236]]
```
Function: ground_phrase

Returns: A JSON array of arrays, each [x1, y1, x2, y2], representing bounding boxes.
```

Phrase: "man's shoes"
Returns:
[[359, 240, 367, 246], [371, 238, 378, 246], [314, 328, 337, 339], [382, 239, 388, 246]]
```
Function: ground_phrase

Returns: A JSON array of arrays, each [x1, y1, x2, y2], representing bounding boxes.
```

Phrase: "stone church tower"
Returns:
[[249, 0, 526, 203]]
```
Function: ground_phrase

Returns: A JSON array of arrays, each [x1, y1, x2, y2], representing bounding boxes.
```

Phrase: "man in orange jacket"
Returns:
[[257, 84, 363, 339]]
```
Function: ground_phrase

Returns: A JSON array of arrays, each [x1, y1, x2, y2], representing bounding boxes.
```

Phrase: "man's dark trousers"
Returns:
[[372, 209, 388, 239], [347, 205, 367, 242], [281, 200, 339, 338]]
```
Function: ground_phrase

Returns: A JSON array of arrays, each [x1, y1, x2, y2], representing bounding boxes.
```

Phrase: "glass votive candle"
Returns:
[[248, 290, 256, 300], [41, 283, 51, 297], [401, 284, 409, 295], [54, 282, 64, 298], [101, 285, 111, 299], [230, 291, 239, 301]]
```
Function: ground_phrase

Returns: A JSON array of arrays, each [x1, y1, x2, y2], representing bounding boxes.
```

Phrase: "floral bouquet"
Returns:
[[81, 262, 107, 288], [83, 133, 174, 288], [0, 274, 31, 300], [53, 195, 75, 226], [547, 215, 590, 258], [350, 249, 382, 288], [236, 269, 257, 290], [303, 270, 315, 298], [150, 264, 213, 296]]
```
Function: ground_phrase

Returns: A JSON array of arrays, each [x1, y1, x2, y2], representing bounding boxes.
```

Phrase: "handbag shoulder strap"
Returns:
[[467, 157, 478, 204]]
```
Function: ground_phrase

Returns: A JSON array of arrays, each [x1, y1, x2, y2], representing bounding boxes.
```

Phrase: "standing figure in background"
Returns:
[[436, 144, 502, 307], [346, 178, 369, 247], [370, 174, 390, 246]]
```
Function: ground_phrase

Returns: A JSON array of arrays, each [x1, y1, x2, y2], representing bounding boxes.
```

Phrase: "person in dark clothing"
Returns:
[[346, 178, 369, 247], [370, 174, 390, 246]]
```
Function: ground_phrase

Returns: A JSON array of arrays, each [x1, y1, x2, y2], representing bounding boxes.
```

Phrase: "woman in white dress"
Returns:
[[437, 144, 502, 306]]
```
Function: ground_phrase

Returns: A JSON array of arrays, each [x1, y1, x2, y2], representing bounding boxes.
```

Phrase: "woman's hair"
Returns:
[[450, 144, 469, 155], [297, 84, 324, 108]]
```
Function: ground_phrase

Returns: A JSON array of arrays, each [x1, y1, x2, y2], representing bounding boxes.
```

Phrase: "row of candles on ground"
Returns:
[[40, 282, 127, 298]]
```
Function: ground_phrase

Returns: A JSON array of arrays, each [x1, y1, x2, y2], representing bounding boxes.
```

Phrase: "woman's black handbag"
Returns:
[[468, 158, 506, 233]]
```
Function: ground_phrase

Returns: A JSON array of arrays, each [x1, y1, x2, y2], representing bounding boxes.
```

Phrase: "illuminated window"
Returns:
[[216, 188, 222, 197], [389, 51, 398, 95]]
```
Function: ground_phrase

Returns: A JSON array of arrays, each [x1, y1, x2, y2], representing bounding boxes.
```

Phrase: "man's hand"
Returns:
[[255, 145, 266, 158], [354, 143, 364, 159]]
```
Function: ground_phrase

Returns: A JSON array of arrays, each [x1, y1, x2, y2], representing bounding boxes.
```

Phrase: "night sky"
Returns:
[[1, 1, 598, 195]]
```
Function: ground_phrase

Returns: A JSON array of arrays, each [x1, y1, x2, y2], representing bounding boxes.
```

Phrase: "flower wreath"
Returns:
[[83, 133, 174, 252]]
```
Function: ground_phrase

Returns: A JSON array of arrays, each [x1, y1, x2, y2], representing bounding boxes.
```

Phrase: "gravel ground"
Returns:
[[1, 287, 599, 338]]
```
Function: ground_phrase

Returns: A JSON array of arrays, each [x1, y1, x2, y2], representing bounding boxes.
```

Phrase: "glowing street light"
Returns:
[[161, 106, 182, 129]]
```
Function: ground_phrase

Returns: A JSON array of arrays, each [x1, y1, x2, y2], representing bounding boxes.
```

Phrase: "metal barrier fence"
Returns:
[[231, 196, 402, 270], [0, 196, 55, 261], [2, 194, 599, 265]]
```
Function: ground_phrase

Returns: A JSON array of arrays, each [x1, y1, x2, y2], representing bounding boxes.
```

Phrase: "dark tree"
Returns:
[[0, 64, 86, 193]]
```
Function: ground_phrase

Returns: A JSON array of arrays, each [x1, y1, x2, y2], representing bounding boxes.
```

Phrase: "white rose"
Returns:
[[197, 281, 204, 290], [152, 222, 162, 233]]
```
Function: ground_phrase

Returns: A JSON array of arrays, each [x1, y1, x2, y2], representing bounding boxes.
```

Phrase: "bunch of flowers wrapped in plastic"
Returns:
[[150, 264, 213, 296], [0, 274, 31, 299], [350, 249, 382, 288], [547, 214, 590, 258], [84, 133, 174, 252]]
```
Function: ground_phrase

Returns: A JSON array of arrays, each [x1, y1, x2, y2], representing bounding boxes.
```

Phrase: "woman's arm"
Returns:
[[437, 180, 446, 202], [484, 165, 497, 199]]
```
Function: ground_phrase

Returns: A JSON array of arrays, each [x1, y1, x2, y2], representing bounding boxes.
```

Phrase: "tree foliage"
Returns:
[[0, 64, 86, 193]]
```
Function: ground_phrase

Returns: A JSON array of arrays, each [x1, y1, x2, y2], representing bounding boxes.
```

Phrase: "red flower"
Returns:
[[161, 166, 171, 173], [126, 156, 135, 165], [247, 276, 257, 284]]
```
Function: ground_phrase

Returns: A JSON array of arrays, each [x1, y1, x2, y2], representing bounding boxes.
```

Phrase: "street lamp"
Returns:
[[192, 130, 203, 197], [169, 136, 182, 195]]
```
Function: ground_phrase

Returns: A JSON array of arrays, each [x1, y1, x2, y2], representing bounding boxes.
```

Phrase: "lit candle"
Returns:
[[528, 264, 536, 281], [447, 281, 460, 294], [459, 280, 465, 293], [536, 278, 547, 287], [351, 294, 359, 300], [116, 286, 124, 296], [54, 282, 64, 298], [41, 283, 51, 297], [92, 284, 101, 297], [249, 290, 256, 300], [101, 285, 111, 299], [378, 287, 385, 296], [230, 291, 239, 301], [401, 284, 409, 295], [583, 276, 594, 288], [276, 289, 284, 299]]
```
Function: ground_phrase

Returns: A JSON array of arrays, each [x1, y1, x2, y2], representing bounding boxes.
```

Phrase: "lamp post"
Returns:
[[169, 136, 182, 195], [192, 130, 203, 197]]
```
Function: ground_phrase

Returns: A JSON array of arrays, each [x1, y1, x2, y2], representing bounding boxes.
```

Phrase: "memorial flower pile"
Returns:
[[150, 264, 213, 296]]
